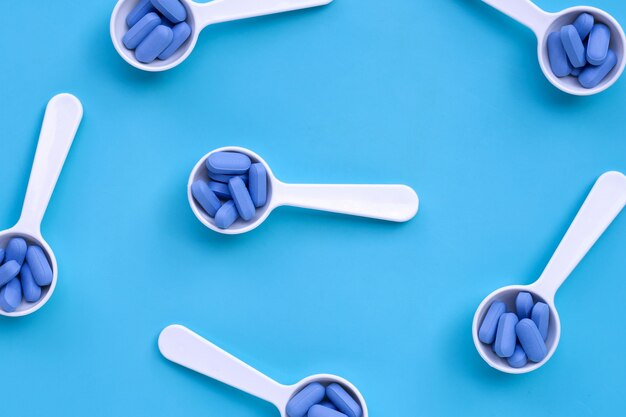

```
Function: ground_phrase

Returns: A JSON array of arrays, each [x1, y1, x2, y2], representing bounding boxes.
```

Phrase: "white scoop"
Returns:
[[0, 94, 83, 317], [111, 0, 333, 72], [481, 0, 626, 95], [159, 325, 369, 417], [473, 171, 626, 373], [188, 146, 419, 235]]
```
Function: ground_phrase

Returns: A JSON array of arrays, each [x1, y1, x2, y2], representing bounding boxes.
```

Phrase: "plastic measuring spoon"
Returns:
[[0, 94, 83, 317], [111, 0, 333, 72], [473, 171, 626, 373], [480, 0, 626, 95], [188, 146, 419, 234], [159, 325, 368, 417]]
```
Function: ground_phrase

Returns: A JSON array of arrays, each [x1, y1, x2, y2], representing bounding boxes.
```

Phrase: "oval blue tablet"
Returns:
[[494, 313, 518, 358], [214, 200, 239, 229], [6, 237, 27, 265], [516, 318, 547, 362], [326, 383, 362, 417], [123, 12, 161, 50], [248, 163, 268, 208], [151, 0, 187, 23], [547, 32, 572, 77], [191, 180, 222, 217], [579, 49, 617, 88], [507, 344, 528, 369], [531, 302, 550, 340], [515, 292, 533, 319], [573, 13, 594, 40], [208, 181, 231, 199], [208, 172, 248, 184], [136, 25, 174, 64], [127, 0, 156, 27], [478, 301, 505, 344], [561, 25, 586, 68], [25, 246, 53, 287], [20, 263, 42, 303], [286, 382, 325, 417], [206, 152, 252, 175], [587, 24, 611, 65], [228, 177, 256, 221], [0, 278, 22, 312], [0, 261, 21, 287], [308, 405, 348, 417], [158, 22, 192, 60]]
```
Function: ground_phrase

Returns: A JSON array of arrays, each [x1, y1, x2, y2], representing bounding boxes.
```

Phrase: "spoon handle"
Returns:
[[159, 325, 289, 408], [194, 0, 332, 27], [481, 0, 552, 36], [275, 183, 419, 222], [535, 172, 626, 298], [18, 94, 83, 234]]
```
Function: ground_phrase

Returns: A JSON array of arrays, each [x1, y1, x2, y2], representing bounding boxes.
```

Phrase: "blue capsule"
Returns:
[[326, 383, 362, 417], [248, 163, 268, 208], [516, 319, 547, 362], [20, 263, 42, 303], [214, 201, 239, 229], [6, 237, 27, 265], [151, 0, 187, 24], [0, 261, 21, 287], [478, 301, 505, 344], [587, 24, 611, 65], [228, 177, 255, 221], [515, 292, 533, 320], [158, 22, 192, 60], [207, 152, 252, 175], [127, 0, 156, 27], [507, 344, 528, 369], [561, 25, 586, 68], [308, 405, 347, 417], [531, 302, 550, 341], [136, 25, 174, 64], [573, 13, 594, 40], [191, 180, 222, 217], [26, 246, 53, 287], [286, 383, 325, 417], [547, 32, 572, 77], [579, 49, 617, 88], [494, 313, 518, 358], [0, 278, 22, 312], [123, 12, 161, 50]]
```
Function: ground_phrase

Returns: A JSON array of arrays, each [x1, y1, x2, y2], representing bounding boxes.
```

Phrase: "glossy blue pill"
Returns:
[[308, 405, 348, 417], [326, 383, 362, 417], [561, 25, 586, 68], [214, 200, 239, 229], [208, 181, 231, 199], [516, 318, 547, 362], [516, 292, 533, 319], [507, 344, 528, 369], [123, 12, 161, 50], [248, 163, 268, 208], [206, 152, 251, 175], [127, 0, 156, 27], [26, 246, 53, 287], [531, 302, 550, 340], [286, 382, 326, 417], [319, 402, 337, 411], [579, 49, 617, 88], [136, 25, 174, 63], [478, 301, 506, 344], [573, 13, 594, 40], [547, 32, 572, 77], [0, 278, 22, 312], [6, 237, 27, 265], [587, 24, 611, 65], [208, 171, 248, 184], [20, 263, 41, 303], [158, 22, 192, 60], [229, 177, 255, 221], [191, 180, 222, 217], [494, 313, 518, 358], [151, 0, 187, 23], [0, 261, 20, 287]]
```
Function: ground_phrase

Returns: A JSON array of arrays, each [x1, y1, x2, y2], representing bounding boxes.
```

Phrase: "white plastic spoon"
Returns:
[[159, 325, 369, 417], [473, 171, 626, 373]]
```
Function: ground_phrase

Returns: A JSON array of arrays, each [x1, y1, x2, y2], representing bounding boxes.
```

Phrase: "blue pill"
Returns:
[[158, 22, 192, 60], [0, 278, 22, 312], [547, 32, 572, 77], [308, 405, 348, 417], [228, 177, 256, 221], [248, 163, 268, 208], [579, 49, 617, 88], [507, 344, 528, 369], [573, 13, 594, 40], [571, 67, 582, 76], [478, 301, 505, 344], [515, 292, 533, 319], [26, 246, 53, 287], [127, 0, 156, 27], [561, 25, 586, 68], [208, 171, 248, 184], [0, 248, 4, 264], [494, 313, 518, 358], [0, 261, 21, 287], [208, 181, 231, 199], [123, 12, 161, 50], [214, 200, 239, 229], [326, 383, 362, 417], [136, 25, 174, 64], [516, 319, 547, 362], [319, 402, 337, 411], [286, 382, 326, 417], [531, 302, 550, 341], [151, 0, 187, 23], [191, 180, 222, 217], [206, 152, 251, 175], [20, 263, 42, 303], [587, 24, 611, 65], [6, 237, 27, 265]]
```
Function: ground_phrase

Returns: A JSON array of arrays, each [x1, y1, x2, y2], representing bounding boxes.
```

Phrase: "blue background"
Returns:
[[1, 0, 625, 415]]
